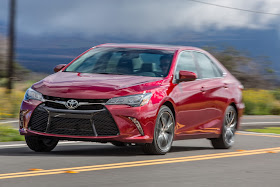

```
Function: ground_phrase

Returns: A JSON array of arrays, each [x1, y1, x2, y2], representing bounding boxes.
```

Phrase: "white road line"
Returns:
[[241, 122, 280, 125], [0, 141, 81, 148], [0, 120, 18, 124], [237, 131, 280, 135], [0, 144, 26, 148]]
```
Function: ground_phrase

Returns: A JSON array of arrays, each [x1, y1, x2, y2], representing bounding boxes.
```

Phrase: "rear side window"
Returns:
[[194, 52, 222, 78], [175, 51, 197, 79]]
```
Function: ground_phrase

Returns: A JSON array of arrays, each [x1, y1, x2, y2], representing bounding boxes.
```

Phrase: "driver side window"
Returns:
[[175, 51, 197, 79]]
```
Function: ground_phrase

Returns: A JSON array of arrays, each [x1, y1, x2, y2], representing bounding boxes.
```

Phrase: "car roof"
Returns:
[[95, 43, 201, 52]]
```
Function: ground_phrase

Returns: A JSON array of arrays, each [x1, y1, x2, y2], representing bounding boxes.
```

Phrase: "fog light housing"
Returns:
[[19, 111, 24, 128], [128, 117, 144, 136]]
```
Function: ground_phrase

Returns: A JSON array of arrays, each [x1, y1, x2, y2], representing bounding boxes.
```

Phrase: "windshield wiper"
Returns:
[[96, 72, 126, 75]]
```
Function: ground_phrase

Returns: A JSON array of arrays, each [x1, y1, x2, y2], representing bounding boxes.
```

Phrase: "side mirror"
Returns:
[[54, 64, 67, 73], [178, 70, 197, 82]]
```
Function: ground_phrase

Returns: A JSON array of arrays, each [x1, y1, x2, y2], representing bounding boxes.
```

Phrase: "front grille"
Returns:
[[44, 102, 104, 110], [48, 117, 95, 136], [28, 105, 119, 137], [43, 95, 108, 110], [43, 95, 108, 103]]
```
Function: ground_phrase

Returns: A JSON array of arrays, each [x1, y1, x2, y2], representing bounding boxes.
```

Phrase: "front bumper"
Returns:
[[20, 100, 158, 143], [236, 102, 245, 130]]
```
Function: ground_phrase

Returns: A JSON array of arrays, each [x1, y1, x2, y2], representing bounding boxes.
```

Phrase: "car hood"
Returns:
[[33, 72, 164, 99]]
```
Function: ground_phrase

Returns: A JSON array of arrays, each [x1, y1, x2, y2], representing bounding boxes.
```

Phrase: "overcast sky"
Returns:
[[0, 0, 280, 37], [0, 0, 280, 73]]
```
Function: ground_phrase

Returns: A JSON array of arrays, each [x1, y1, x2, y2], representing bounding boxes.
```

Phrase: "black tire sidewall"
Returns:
[[25, 136, 58, 152]]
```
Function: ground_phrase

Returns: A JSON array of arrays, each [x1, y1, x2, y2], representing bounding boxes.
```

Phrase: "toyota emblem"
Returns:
[[65, 99, 79, 109]]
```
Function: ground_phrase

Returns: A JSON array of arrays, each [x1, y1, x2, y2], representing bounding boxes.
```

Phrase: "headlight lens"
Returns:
[[24, 88, 44, 101], [106, 93, 152, 107]]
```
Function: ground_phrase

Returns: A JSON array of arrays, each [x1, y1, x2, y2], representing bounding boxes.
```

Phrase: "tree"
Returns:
[[0, 35, 7, 78], [0, 34, 30, 85], [204, 46, 277, 89]]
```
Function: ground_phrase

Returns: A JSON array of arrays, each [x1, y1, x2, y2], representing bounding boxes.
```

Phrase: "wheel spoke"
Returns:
[[157, 133, 164, 146], [228, 111, 236, 132], [156, 121, 163, 132], [163, 133, 169, 147], [229, 122, 236, 129], [164, 122, 173, 133], [225, 128, 234, 144], [228, 113, 235, 126], [160, 115, 166, 128], [157, 133, 167, 148], [226, 112, 231, 124], [228, 129, 234, 137]]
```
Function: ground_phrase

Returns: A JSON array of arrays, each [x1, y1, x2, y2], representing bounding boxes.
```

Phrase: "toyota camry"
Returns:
[[19, 43, 244, 154]]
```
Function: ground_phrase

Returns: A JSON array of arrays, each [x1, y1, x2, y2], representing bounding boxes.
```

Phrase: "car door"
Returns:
[[171, 51, 210, 136], [192, 51, 229, 133]]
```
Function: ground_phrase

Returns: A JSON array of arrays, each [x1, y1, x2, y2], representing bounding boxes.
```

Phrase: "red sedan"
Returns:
[[20, 43, 244, 154]]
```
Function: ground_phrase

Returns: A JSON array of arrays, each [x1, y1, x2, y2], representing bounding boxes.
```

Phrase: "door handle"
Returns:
[[201, 86, 206, 92], [223, 83, 228, 88]]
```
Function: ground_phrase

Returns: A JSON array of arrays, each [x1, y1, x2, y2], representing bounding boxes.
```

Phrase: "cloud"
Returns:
[[0, 0, 279, 38]]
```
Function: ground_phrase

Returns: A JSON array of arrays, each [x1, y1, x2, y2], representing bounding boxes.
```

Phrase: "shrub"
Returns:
[[270, 89, 280, 101], [270, 105, 280, 115], [0, 88, 25, 120], [0, 125, 24, 142], [243, 89, 278, 115]]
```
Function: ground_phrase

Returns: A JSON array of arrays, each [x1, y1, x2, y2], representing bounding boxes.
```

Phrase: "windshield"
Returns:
[[64, 47, 174, 77]]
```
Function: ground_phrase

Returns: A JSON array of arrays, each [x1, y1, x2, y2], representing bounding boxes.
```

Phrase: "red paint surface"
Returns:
[[20, 44, 244, 143]]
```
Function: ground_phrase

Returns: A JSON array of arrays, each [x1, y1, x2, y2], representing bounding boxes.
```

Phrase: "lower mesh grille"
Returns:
[[94, 111, 119, 136], [28, 105, 119, 136], [29, 107, 48, 132], [48, 117, 95, 136]]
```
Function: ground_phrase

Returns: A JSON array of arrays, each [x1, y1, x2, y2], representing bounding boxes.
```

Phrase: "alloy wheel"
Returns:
[[224, 108, 237, 146], [155, 111, 174, 152]]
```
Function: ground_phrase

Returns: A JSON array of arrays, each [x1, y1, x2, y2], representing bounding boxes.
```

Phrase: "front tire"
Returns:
[[25, 136, 59, 152], [211, 105, 237, 149], [143, 106, 175, 155]]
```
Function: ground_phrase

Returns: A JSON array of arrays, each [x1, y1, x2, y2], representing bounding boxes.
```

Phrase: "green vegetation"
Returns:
[[0, 76, 45, 120], [2, 83, 280, 119], [204, 46, 276, 89], [0, 124, 24, 142], [243, 89, 280, 115], [0, 87, 25, 120], [246, 127, 280, 134]]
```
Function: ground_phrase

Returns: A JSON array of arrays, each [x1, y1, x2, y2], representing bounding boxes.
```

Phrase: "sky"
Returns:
[[0, 0, 280, 73]]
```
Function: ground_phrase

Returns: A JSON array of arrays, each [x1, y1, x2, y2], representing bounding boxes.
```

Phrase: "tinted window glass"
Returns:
[[212, 63, 223, 77], [65, 48, 174, 77], [194, 52, 219, 78], [175, 51, 197, 78]]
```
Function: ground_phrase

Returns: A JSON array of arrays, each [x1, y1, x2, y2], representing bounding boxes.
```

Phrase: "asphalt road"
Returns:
[[0, 117, 280, 187]]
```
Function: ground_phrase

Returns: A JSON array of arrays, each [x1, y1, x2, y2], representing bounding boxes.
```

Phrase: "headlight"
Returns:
[[106, 93, 152, 107], [24, 88, 44, 101]]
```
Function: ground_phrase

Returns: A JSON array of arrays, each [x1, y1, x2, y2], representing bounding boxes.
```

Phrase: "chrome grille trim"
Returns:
[[44, 99, 106, 106]]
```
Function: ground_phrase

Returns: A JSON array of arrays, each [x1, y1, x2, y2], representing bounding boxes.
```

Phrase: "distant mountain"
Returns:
[[15, 30, 280, 76]]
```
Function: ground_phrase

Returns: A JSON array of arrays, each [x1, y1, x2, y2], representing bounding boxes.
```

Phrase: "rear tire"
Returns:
[[143, 106, 175, 155], [211, 105, 237, 149], [25, 136, 59, 152]]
